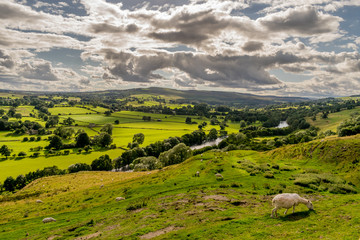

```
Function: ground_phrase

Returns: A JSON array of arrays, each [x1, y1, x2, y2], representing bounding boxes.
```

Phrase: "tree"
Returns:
[[18, 151, 27, 158], [68, 163, 91, 173], [7, 108, 16, 118], [159, 143, 192, 167], [0, 145, 12, 159], [101, 123, 113, 135], [76, 132, 90, 148], [104, 110, 112, 116], [185, 117, 192, 124], [133, 133, 145, 145], [63, 117, 75, 126], [3, 176, 16, 192], [93, 133, 113, 147], [47, 135, 63, 150], [207, 128, 218, 141], [54, 126, 75, 139], [14, 113, 22, 119], [15, 174, 26, 189], [91, 154, 112, 171], [0, 109, 5, 116], [45, 116, 59, 128], [240, 120, 246, 128]]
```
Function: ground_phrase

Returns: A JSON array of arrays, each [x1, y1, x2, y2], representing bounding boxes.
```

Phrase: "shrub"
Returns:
[[18, 151, 27, 157], [263, 172, 274, 178], [91, 154, 113, 171], [129, 156, 162, 171], [22, 137, 29, 142], [328, 184, 357, 194], [68, 163, 91, 173], [159, 143, 192, 167]]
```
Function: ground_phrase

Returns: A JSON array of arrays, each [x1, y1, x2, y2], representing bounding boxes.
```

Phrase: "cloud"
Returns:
[[0, 50, 15, 69], [259, 6, 342, 36], [18, 60, 59, 81], [241, 41, 264, 52]]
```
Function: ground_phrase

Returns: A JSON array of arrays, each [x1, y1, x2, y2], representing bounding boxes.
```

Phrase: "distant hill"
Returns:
[[0, 87, 308, 106], [112, 87, 308, 106]]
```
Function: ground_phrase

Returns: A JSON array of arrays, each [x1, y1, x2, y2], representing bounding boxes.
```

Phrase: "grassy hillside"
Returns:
[[306, 106, 360, 132], [1, 138, 359, 239]]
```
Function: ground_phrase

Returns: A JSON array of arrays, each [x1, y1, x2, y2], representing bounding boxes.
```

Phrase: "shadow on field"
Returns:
[[279, 210, 315, 221]]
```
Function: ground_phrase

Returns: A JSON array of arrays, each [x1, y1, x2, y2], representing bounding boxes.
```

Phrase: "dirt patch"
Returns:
[[47, 235, 61, 240], [203, 195, 230, 201], [140, 226, 181, 239], [74, 232, 101, 240]]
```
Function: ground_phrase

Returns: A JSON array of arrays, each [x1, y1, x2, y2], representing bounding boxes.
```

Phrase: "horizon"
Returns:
[[1, 0, 359, 98]]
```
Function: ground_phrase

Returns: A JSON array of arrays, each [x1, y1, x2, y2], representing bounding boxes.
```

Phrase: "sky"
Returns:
[[0, 0, 360, 98]]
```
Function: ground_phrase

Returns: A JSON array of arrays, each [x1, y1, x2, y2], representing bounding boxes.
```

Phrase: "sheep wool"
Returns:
[[271, 193, 313, 218]]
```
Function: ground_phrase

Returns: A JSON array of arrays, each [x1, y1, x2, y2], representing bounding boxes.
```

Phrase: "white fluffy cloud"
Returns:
[[0, 0, 359, 97]]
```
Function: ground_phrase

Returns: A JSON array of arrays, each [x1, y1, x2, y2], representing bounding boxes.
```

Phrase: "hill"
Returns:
[[0, 87, 308, 106], [114, 87, 309, 106], [0, 137, 359, 239]]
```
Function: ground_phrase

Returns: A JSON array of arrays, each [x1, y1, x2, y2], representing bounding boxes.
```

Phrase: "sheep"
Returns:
[[36, 199, 43, 203], [271, 193, 313, 218], [215, 173, 223, 178], [116, 197, 125, 201], [42, 217, 56, 223], [195, 171, 200, 177], [100, 184, 104, 189]]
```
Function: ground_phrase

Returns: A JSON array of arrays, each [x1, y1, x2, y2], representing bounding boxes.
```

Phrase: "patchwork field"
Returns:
[[0, 107, 240, 182]]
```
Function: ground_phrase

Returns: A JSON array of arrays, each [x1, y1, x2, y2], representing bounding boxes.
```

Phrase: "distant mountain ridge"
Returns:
[[0, 87, 308, 106], [114, 87, 309, 106]]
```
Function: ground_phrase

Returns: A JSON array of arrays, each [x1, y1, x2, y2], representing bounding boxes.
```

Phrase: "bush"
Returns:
[[263, 172, 274, 178], [158, 143, 192, 167], [294, 175, 320, 187], [22, 137, 29, 142], [18, 151, 27, 157], [129, 156, 162, 171], [329, 184, 357, 194], [68, 163, 91, 173], [91, 154, 113, 171]]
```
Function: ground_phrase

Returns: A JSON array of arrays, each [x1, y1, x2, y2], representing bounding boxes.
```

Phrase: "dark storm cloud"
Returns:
[[259, 6, 341, 35], [241, 41, 264, 52], [101, 49, 298, 87]]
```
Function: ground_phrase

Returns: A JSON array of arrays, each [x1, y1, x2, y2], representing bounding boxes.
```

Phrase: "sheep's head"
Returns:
[[306, 200, 314, 210]]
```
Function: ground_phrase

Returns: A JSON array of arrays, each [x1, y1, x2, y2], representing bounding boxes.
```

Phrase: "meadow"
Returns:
[[0, 136, 359, 239], [306, 106, 360, 132], [0, 106, 240, 181]]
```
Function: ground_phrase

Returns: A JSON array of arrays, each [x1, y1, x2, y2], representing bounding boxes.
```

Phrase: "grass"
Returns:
[[0, 107, 240, 182], [0, 148, 125, 182], [0, 140, 359, 239], [306, 106, 360, 132]]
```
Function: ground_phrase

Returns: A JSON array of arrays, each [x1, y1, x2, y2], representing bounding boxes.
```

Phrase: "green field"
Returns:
[[0, 107, 239, 182], [306, 107, 360, 132], [0, 136, 359, 239]]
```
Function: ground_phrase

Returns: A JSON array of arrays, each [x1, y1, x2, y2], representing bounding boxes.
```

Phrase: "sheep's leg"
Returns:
[[284, 208, 288, 215], [292, 205, 295, 213], [271, 207, 278, 218]]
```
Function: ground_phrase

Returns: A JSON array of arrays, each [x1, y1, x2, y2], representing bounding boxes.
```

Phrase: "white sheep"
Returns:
[[271, 193, 313, 218], [215, 173, 223, 178], [116, 197, 125, 201], [42, 217, 56, 223], [36, 199, 43, 203], [195, 171, 200, 177]]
